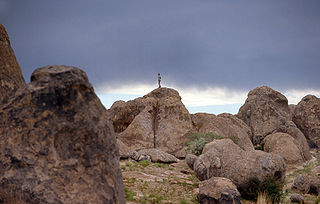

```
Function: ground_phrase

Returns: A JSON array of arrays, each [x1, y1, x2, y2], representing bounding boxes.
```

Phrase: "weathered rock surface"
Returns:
[[109, 87, 193, 158], [194, 139, 286, 192], [309, 176, 320, 195], [117, 139, 135, 159], [198, 177, 241, 204], [292, 175, 310, 194], [263, 133, 305, 165], [191, 113, 254, 151], [290, 194, 304, 203], [0, 66, 125, 203], [0, 24, 25, 105], [293, 95, 320, 148], [276, 121, 311, 161], [136, 148, 179, 163], [185, 154, 198, 170], [237, 86, 291, 144]]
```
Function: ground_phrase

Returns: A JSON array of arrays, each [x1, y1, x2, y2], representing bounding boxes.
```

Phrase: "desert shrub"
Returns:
[[138, 160, 151, 168], [186, 132, 223, 156], [179, 198, 190, 204], [314, 196, 320, 204], [240, 178, 285, 203], [124, 187, 136, 201]]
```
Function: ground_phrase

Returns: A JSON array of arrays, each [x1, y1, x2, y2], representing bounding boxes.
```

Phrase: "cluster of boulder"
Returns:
[[1, 23, 319, 203], [111, 83, 319, 202]]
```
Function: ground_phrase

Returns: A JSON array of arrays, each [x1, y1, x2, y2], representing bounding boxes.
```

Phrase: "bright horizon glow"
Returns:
[[96, 83, 320, 114]]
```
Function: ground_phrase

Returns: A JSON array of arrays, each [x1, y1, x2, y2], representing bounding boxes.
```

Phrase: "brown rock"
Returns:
[[109, 87, 192, 158], [117, 139, 135, 159], [237, 86, 290, 144], [289, 104, 296, 120], [186, 154, 198, 170], [0, 66, 125, 203], [0, 24, 25, 105], [191, 113, 254, 151], [136, 148, 178, 163], [293, 95, 320, 148], [194, 139, 286, 192], [292, 175, 310, 194], [276, 121, 311, 161], [198, 177, 241, 204], [263, 133, 305, 165]]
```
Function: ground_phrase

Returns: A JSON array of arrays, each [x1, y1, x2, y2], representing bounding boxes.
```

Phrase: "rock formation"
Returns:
[[191, 113, 254, 151], [109, 87, 193, 158], [237, 86, 291, 144], [0, 66, 125, 203], [293, 95, 320, 148], [193, 139, 286, 192], [291, 175, 310, 194], [198, 177, 241, 204], [136, 148, 178, 163], [263, 133, 305, 165], [0, 24, 25, 105]]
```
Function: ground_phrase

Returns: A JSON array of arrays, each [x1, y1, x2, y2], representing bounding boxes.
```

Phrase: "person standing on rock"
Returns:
[[158, 73, 161, 88]]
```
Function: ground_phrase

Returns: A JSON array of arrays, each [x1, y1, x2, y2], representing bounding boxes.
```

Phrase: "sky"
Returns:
[[1, 0, 320, 114]]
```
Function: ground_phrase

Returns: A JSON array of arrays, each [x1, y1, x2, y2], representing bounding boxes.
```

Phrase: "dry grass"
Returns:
[[256, 192, 272, 204]]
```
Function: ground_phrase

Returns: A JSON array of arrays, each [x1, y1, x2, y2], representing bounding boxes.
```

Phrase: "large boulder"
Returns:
[[0, 24, 25, 105], [263, 133, 305, 165], [237, 86, 291, 144], [191, 113, 254, 151], [109, 87, 193, 158], [0, 66, 125, 203], [193, 139, 286, 192], [293, 95, 320, 148], [276, 121, 311, 160], [198, 177, 241, 204]]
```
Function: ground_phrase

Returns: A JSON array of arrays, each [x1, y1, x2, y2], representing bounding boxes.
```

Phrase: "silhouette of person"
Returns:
[[158, 73, 161, 88]]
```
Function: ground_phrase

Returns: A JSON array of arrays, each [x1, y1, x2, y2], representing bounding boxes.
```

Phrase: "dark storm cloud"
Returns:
[[2, 0, 320, 91]]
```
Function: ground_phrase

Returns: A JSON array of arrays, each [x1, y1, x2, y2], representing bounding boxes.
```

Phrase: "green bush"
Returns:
[[186, 132, 223, 156], [315, 196, 320, 204], [138, 160, 151, 168], [124, 187, 136, 201]]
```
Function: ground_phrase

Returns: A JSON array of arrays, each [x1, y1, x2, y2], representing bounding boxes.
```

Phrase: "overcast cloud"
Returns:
[[1, 0, 320, 95]]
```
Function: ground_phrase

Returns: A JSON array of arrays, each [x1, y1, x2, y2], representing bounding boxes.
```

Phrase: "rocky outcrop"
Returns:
[[0, 24, 25, 105], [136, 148, 178, 163], [193, 139, 286, 192], [0, 66, 125, 203], [237, 86, 291, 144], [191, 113, 254, 151], [263, 133, 305, 165], [198, 177, 241, 204], [293, 95, 320, 148], [109, 87, 193, 158]]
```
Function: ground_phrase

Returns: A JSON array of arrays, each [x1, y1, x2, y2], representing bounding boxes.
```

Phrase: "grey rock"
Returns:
[[292, 175, 310, 194], [194, 139, 286, 193], [198, 177, 241, 204], [290, 194, 304, 203], [186, 154, 198, 170], [136, 148, 178, 163]]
